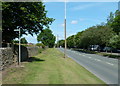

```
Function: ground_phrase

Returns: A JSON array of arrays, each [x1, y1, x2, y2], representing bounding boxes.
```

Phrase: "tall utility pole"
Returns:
[[19, 28, 21, 65], [57, 35, 59, 48], [64, 0, 67, 58]]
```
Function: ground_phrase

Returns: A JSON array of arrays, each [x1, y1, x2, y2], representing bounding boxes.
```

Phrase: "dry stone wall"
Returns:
[[0, 46, 39, 70], [0, 48, 16, 70]]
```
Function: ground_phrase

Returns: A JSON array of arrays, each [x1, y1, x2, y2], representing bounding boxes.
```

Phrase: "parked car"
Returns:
[[103, 47, 112, 52], [89, 45, 101, 51]]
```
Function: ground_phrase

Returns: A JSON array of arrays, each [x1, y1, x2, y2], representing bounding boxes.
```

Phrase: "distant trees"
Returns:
[[36, 43, 45, 48], [109, 35, 120, 49], [111, 10, 120, 35], [37, 28, 56, 48], [2, 2, 54, 43], [57, 40, 65, 48], [74, 31, 84, 48], [12, 37, 28, 44], [80, 25, 113, 49], [67, 35, 75, 48], [21, 37, 28, 44], [65, 10, 120, 50]]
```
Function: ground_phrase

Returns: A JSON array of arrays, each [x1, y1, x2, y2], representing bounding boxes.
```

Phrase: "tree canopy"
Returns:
[[2, 2, 54, 43], [67, 35, 75, 48], [21, 37, 28, 44], [111, 11, 120, 35], [66, 10, 120, 49], [37, 28, 56, 48], [57, 40, 65, 48]]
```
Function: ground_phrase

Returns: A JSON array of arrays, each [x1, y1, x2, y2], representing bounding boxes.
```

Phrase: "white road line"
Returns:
[[82, 55, 85, 56], [106, 62, 114, 66], [94, 59, 101, 62], [88, 57, 92, 58]]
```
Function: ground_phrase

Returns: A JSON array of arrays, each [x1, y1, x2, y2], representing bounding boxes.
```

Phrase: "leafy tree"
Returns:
[[67, 35, 75, 48], [2, 2, 54, 43], [80, 25, 113, 49], [107, 12, 114, 26], [74, 31, 84, 48], [12, 40, 19, 43], [21, 37, 28, 44], [109, 34, 120, 49], [37, 28, 56, 48], [36, 43, 45, 48], [111, 11, 120, 35], [57, 40, 65, 48]]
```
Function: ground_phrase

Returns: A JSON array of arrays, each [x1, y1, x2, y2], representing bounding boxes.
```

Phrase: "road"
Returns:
[[58, 48, 118, 84]]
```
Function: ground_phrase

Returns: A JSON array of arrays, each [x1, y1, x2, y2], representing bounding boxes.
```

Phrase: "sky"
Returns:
[[22, 2, 119, 44]]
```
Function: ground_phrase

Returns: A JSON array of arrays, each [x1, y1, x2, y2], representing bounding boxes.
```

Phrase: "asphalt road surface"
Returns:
[[58, 48, 118, 84]]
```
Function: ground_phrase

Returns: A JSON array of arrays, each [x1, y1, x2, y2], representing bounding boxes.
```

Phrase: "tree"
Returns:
[[109, 34, 120, 49], [36, 43, 45, 48], [79, 25, 113, 49], [111, 11, 120, 35], [57, 40, 65, 47], [107, 12, 114, 26], [74, 31, 84, 48], [12, 40, 19, 43], [21, 37, 28, 44], [37, 28, 56, 48], [67, 35, 75, 48], [2, 2, 54, 43]]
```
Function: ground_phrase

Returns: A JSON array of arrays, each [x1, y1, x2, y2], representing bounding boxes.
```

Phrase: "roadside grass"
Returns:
[[3, 48, 105, 84], [97, 53, 120, 59], [73, 48, 120, 59]]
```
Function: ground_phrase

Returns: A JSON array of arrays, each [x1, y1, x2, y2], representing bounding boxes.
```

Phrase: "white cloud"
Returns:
[[71, 20, 78, 24], [61, 23, 65, 27], [72, 3, 100, 11]]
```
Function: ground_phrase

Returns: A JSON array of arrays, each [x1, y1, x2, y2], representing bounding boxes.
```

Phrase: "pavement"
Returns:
[[58, 48, 118, 84]]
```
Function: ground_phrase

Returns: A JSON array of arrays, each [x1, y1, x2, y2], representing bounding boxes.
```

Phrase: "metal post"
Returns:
[[19, 28, 21, 65], [64, 0, 67, 58], [57, 35, 59, 48]]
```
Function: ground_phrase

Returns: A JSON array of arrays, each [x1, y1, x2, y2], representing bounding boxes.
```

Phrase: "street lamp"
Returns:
[[64, 0, 67, 58], [14, 28, 21, 65]]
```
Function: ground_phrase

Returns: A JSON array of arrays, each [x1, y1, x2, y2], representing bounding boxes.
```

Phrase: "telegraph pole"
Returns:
[[64, 0, 67, 58], [19, 28, 21, 65], [57, 35, 59, 48]]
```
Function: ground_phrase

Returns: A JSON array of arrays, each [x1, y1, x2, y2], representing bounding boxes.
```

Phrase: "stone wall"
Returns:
[[27, 47, 39, 57], [0, 48, 16, 70], [0, 46, 39, 70]]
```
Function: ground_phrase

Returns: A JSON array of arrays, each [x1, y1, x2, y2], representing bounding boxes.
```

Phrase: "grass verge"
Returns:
[[73, 48, 120, 59], [3, 48, 105, 84]]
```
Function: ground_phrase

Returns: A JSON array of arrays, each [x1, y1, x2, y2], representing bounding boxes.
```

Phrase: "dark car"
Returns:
[[89, 45, 101, 51]]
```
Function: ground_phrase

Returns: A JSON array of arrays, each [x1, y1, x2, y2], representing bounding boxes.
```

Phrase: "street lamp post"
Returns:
[[14, 28, 21, 65], [64, 0, 67, 58], [18, 28, 21, 65]]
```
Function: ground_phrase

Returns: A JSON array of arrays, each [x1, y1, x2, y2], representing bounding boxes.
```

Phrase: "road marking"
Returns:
[[88, 57, 92, 58], [82, 55, 85, 56], [106, 62, 114, 66], [96, 59, 101, 61]]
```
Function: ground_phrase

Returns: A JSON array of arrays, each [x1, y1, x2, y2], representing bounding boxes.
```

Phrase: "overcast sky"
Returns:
[[22, 2, 118, 44]]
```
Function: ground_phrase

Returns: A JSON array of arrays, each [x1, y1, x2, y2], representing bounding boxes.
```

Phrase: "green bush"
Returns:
[[36, 43, 45, 48]]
